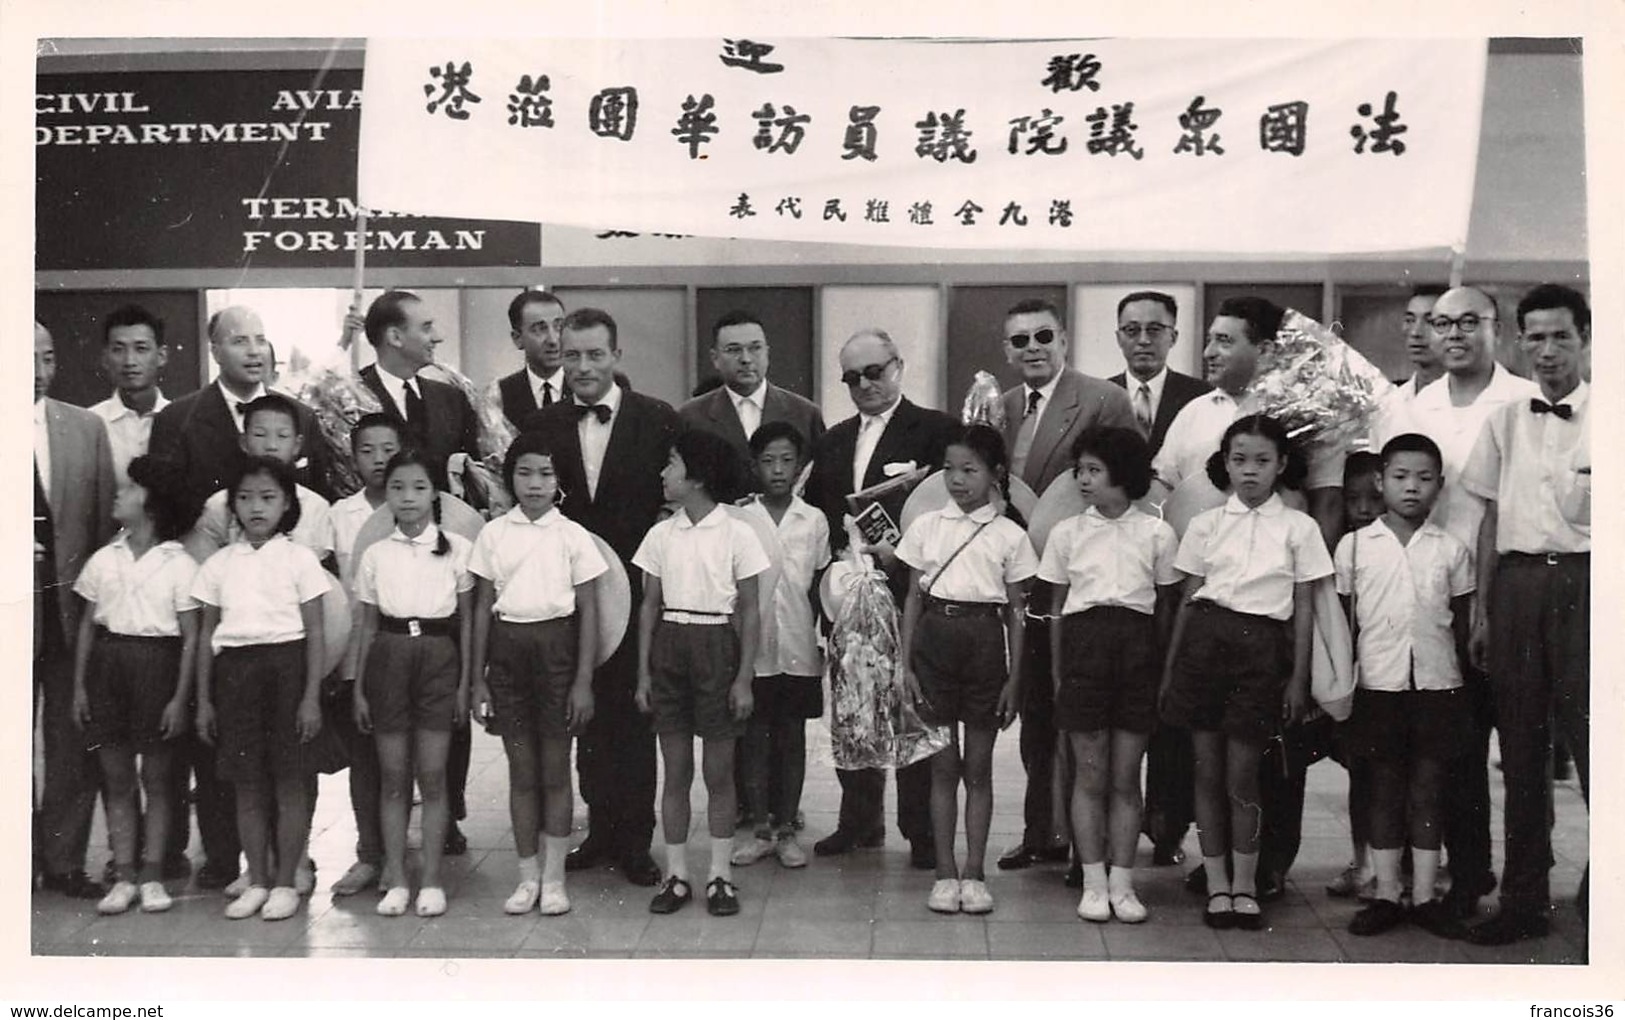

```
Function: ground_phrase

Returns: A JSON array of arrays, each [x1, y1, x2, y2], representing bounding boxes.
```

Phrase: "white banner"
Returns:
[[358, 37, 1487, 255]]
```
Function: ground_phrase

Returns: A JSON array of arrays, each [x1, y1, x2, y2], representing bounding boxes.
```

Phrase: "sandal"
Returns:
[[1230, 892, 1263, 931], [649, 876, 693, 915], [1204, 891, 1236, 930]]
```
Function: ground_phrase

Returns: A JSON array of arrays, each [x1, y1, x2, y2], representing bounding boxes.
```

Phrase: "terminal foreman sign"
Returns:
[[36, 69, 540, 271]]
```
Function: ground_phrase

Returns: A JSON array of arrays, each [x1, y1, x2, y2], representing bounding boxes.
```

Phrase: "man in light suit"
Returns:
[[523, 308, 681, 887], [1106, 290, 1212, 867], [34, 320, 117, 898], [803, 329, 960, 869], [993, 298, 1138, 873]]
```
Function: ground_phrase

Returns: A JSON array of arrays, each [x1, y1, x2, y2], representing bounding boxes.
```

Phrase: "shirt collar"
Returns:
[[754, 493, 814, 520], [727, 381, 769, 413], [1025, 373, 1063, 407], [1127, 366, 1168, 398], [573, 381, 623, 415], [1223, 492, 1284, 516], [1540, 379, 1589, 411], [940, 501, 999, 523], [503, 506, 561, 527], [1083, 504, 1137, 524], [673, 504, 729, 530], [527, 365, 565, 398], [217, 380, 267, 426], [103, 390, 169, 420], [389, 523, 442, 547], [861, 396, 902, 428], [34, 399, 47, 425]]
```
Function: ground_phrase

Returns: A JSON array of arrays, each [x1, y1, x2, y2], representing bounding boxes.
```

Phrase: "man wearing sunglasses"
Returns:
[[804, 328, 958, 869], [991, 298, 1136, 874]]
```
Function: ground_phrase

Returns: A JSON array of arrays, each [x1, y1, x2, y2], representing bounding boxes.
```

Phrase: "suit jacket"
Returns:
[[149, 382, 334, 514], [1108, 369, 1213, 458], [805, 397, 959, 558], [1001, 369, 1139, 497], [522, 390, 681, 566], [359, 364, 481, 493], [38, 398, 117, 641], [676, 381, 826, 491]]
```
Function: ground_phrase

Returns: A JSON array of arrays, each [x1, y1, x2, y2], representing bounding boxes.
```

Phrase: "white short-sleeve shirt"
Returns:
[[194, 483, 333, 558], [1335, 518, 1474, 692], [90, 391, 169, 491], [895, 502, 1039, 604], [356, 525, 474, 620], [191, 535, 333, 651], [633, 505, 770, 615], [323, 490, 381, 590], [1460, 382, 1591, 555], [469, 507, 609, 623], [1037, 506, 1179, 616], [1174, 493, 1334, 620], [741, 496, 831, 678], [1153, 388, 1346, 494], [73, 535, 198, 637]]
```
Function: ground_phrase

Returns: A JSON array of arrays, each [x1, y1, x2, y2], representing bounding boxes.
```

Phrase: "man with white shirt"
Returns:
[[1373, 284, 1540, 922], [498, 289, 569, 429], [523, 307, 680, 886], [677, 310, 825, 490], [88, 304, 170, 490]]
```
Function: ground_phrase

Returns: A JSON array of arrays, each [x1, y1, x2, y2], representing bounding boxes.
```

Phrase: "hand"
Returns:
[[341, 308, 365, 344], [1282, 681, 1309, 726], [159, 697, 188, 740], [453, 686, 469, 728], [196, 699, 217, 745], [567, 682, 595, 734], [1157, 674, 1174, 716], [996, 682, 1020, 730], [71, 686, 90, 729], [902, 669, 925, 708], [353, 692, 372, 734], [471, 680, 493, 730], [1468, 615, 1488, 672], [34, 540, 47, 562], [634, 678, 652, 714], [860, 540, 898, 568], [728, 676, 754, 722], [297, 695, 322, 742]]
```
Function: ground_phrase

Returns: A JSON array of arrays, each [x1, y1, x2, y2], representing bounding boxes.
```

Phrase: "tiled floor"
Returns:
[[32, 724, 1589, 962]]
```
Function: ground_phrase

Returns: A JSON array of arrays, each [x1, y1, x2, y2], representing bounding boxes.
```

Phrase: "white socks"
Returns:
[[1412, 848, 1440, 904], [1203, 854, 1230, 894], [710, 837, 732, 883], [542, 836, 569, 886], [1081, 861, 1109, 893], [1231, 850, 1259, 895], [517, 854, 541, 885], [1108, 864, 1136, 898], [666, 842, 689, 882], [1371, 846, 1403, 903]]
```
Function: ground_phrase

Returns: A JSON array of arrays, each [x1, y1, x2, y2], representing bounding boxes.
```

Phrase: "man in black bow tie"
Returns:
[[521, 308, 679, 886]]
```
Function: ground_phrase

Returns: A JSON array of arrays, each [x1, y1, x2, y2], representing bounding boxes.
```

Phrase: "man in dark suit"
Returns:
[[993, 298, 1138, 873], [522, 307, 680, 887], [803, 328, 959, 869], [497, 288, 568, 430], [1106, 290, 1213, 868], [34, 320, 117, 898], [356, 289, 484, 854], [147, 304, 330, 889]]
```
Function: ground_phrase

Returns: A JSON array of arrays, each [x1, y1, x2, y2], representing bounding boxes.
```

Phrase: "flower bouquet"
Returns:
[[422, 364, 518, 516], [1251, 309, 1394, 452], [282, 365, 384, 498]]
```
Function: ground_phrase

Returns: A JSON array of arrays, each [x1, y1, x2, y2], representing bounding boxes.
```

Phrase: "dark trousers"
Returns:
[[165, 730, 241, 870], [1489, 553, 1590, 915], [576, 634, 657, 859], [1144, 725, 1195, 852], [327, 679, 382, 864], [447, 719, 471, 822], [1259, 714, 1338, 884], [835, 759, 932, 844], [37, 648, 101, 877], [1442, 670, 1495, 894], [1017, 617, 1059, 848]]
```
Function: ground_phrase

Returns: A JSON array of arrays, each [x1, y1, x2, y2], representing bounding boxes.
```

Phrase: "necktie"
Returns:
[[1530, 399, 1574, 420], [737, 396, 761, 440], [403, 379, 425, 432], [1133, 383, 1154, 436], [576, 402, 612, 423], [1011, 390, 1042, 482], [541, 381, 554, 408]]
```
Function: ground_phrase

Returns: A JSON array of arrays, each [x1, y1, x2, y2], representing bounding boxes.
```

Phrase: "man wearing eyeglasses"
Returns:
[[1107, 292, 1212, 457], [498, 289, 569, 429], [990, 298, 1136, 873], [678, 309, 825, 489], [804, 328, 958, 868], [1374, 285, 1539, 925]]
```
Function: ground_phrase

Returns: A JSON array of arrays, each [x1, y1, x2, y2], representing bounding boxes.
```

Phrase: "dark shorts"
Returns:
[[363, 631, 460, 734], [1161, 603, 1292, 744], [213, 640, 314, 785], [910, 602, 1007, 730], [1055, 607, 1159, 735], [650, 621, 744, 741], [752, 673, 824, 721], [83, 631, 182, 753], [485, 617, 579, 739], [1347, 686, 1474, 763]]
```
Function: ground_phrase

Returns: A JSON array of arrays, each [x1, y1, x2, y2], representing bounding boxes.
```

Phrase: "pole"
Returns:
[[346, 207, 368, 371]]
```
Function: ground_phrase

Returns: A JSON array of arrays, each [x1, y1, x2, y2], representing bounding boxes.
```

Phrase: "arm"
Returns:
[[1450, 593, 1473, 678], [194, 606, 220, 743], [1307, 487, 1344, 553], [568, 578, 598, 733], [1049, 585, 1067, 696], [1154, 582, 1180, 658], [997, 581, 1028, 730], [899, 569, 926, 705], [350, 602, 379, 733], [297, 599, 325, 741], [730, 575, 760, 722], [1160, 575, 1203, 706], [1284, 580, 1315, 724], [634, 573, 663, 713], [469, 577, 497, 727], [163, 609, 201, 740], [454, 587, 474, 725], [1470, 500, 1498, 672], [70, 599, 97, 728]]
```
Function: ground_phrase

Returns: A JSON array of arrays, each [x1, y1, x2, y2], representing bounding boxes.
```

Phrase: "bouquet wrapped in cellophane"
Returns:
[[825, 546, 951, 770], [282, 365, 383, 498], [421, 364, 519, 516], [1251, 309, 1394, 451], [961, 370, 1006, 430]]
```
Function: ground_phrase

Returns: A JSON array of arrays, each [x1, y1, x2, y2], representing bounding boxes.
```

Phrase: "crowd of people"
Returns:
[[31, 280, 1589, 951]]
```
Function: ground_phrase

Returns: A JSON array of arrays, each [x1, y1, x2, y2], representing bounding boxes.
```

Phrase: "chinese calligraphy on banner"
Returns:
[[357, 37, 1487, 254]]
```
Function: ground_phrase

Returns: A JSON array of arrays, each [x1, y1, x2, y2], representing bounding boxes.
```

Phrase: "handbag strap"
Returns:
[[923, 519, 994, 600]]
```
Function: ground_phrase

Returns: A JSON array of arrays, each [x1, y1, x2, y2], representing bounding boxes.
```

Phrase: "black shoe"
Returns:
[[442, 823, 468, 856], [648, 876, 692, 914], [1410, 899, 1462, 939], [565, 835, 611, 872], [162, 855, 193, 882], [620, 851, 662, 888], [793, 810, 806, 832], [996, 842, 1056, 870], [195, 860, 240, 891], [1203, 892, 1236, 930], [706, 877, 740, 916], [909, 840, 936, 871], [101, 859, 120, 887], [1185, 866, 1209, 896], [1064, 860, 1083, 889], [813, 828, 878, 857], [1349, 898, 1407, 936], [1439, 884, 1482, 922], [42, 869, 105, 900], [1257, 873, 1286, 903], [1152, 843, 1186, 867], [1464, 909, 1550, 946]]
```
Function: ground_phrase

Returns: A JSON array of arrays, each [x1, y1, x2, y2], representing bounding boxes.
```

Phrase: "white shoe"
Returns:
[[774, 832, 808, 869], [138, 881, 173, 913], [376, 886, 411, 917], [1077, 888, 1112, 923], [538, 881, 571, 916], [1110, 889, 1148, 923], [97, 881, 138, 915], [293, 858, 316, 897], [415, 887, 448, 917], [223, 872, 251, 898], [958, 878, 995, 914], [927, 878, 962, 913], [225, 886, 270, 919], [731, 835, 776, 866], [260, 886, 301, 921], [503, 880, 541, 915]]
